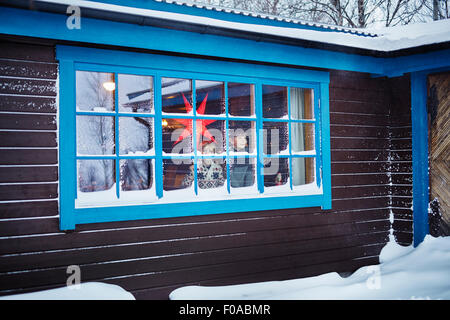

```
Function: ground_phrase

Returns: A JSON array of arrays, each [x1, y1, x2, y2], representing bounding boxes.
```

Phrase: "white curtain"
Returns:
[[290, 88, 306, 186]]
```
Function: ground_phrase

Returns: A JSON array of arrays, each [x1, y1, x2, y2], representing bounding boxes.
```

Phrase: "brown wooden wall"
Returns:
[[0, 40, 413, 299]]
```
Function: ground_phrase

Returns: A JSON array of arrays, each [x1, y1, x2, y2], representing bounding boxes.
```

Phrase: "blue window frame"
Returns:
[[57, 45, 331, 230]]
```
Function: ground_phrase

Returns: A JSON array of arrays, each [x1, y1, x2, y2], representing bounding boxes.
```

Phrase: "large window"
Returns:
[[58, 46, 331, 229], [75, 74, 319, 207]]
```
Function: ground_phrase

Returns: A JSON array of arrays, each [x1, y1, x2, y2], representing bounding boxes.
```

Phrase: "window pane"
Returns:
[[120, 159, 153, 191], [263, 157, 289, 187], [119, 117, 153, 155], [162, 78, 192, 114], [292, 157, 315, 186], [197, 120, 225, 154], [163, 159, 194, 191], [228, 83, 255, 117], [119, 74, 154, 113], [197, 158, 226, 189], [263, 122, 289, 155], [229, 157, 255, 189], [290, 87, 314, 120], [76, 71, 115, 112], [77, 116, 115, 155], [196, 80, 225, 115], [162, 118, 193, 154], [291, 123, 315, 153], [77, 159, 115, 194], [229, 120, 256, 154], [262, 85, 287, 119]]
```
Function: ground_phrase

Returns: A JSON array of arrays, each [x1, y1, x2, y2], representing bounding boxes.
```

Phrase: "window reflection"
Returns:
[[262, 85, 287, 118], [119, 74, 154, 113], [76, 71, 115, 112], [228, 82, 255, 117], [162, 78, 192, 114], [196, 80, 225, 115]]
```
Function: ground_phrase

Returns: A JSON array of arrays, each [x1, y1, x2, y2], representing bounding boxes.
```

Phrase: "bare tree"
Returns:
[[191, 0, 440, 28], [79, 72, 116, 191], [380, 0, 429, 26], [430, 0, 450, 20]]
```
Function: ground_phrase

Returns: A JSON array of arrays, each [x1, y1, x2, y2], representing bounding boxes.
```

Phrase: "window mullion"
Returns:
[[192, 80, 198, 196], [255, 82, 264, 194], [315, 86, 321, 188], [287, 87, 293, 191], [224, 81, 231, 194], [154, 74, 164, 198], [114, 72, 120, 199]]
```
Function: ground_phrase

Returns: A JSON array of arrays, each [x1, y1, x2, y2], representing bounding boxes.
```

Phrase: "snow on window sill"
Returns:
[[75, 182, 322, 209]]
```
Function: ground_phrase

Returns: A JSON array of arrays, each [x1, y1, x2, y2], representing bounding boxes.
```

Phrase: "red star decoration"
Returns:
[[172, 93, 218, 148]]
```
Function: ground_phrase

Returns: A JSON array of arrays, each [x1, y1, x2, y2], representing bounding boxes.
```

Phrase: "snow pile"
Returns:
[[170, 235, 450, 300], [365, 19, 450, 51], [0, 282, 135, 300]]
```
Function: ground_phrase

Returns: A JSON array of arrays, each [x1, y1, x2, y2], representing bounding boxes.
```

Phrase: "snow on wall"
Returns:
[[40, 0, 450, 52]]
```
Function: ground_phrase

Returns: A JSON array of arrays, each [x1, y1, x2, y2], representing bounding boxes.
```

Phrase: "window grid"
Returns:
[[75, 72, 321, 202], [260, 84, 318, 193], [75, 71, 157, 201]]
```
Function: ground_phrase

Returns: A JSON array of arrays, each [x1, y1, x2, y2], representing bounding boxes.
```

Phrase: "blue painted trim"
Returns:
[[60, 47, 329, 84], [410, 67, 450, 247], [114, 73, 120, 199], [255, 82, 264, 194], [1, 7, 382, 75], [154, 74, 164, 199], [410, 71, 432, 247], [57, 45, 330, 230], [319, 82, 332, 210], [383, 49, 450, 77], [2, 7, 450, 78], [224, 82, 231, 194], [192, 80, 198, 196], [287, 87, 293, 191], [74, 194, 325, 226], [59, 59, 77, 230]]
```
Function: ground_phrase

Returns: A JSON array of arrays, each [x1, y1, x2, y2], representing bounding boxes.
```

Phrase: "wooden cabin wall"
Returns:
[[0, 40, 413, 299]]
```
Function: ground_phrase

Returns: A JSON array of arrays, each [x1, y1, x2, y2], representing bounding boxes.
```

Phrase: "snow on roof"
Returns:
[[154, 0, 378, 37], [40, 0, 450, 52]]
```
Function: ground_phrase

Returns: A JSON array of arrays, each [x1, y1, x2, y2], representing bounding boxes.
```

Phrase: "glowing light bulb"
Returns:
[[162, 119, 168, 127], [102, 81, 116, 91]]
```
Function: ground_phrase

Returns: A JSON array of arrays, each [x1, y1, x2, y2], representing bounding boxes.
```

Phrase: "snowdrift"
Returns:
[[170, 235, 450, 300]]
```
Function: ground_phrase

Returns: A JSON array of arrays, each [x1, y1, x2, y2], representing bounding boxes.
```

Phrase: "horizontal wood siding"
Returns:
[[388, 76, 413, 246], [0, 42, 412, 299], [0, 39, 60, 282]]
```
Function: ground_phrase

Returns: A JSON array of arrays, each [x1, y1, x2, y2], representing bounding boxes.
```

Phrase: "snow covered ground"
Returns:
[[1, 235, 448, 300], [170, 235, 450, 300], [0, 282, 135, 300]]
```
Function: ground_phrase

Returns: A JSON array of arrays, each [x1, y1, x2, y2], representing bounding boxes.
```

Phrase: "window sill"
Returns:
[[75, 182, 323, 209]]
